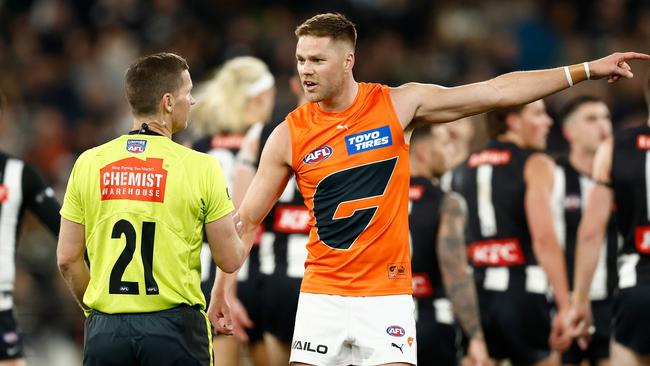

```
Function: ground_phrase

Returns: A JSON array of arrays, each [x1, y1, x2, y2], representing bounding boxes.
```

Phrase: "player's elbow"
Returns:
[[57, 252, 76, 276]]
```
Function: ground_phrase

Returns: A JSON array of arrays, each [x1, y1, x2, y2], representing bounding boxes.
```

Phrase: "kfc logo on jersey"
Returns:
[[409, 185, 424, 201], [0, 184, 9, 203], [345, 126, 392, 155], [635, 226, 650, 254], [273, 205, 311, 233], [126, 139, 147, 153], [100, 157, 168, 203], [412, 273, 433, 298], [468, 150, 512, 167], [386, 325, 405, 337], [468, 239, 525, 266], [303, 146, 333, 164], [637, 135, 650, 150]]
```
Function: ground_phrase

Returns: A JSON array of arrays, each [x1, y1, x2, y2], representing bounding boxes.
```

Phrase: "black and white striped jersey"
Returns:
[[0, 152, 60, 311], [612, 125, 650, 288], [192, 132, 261, 302], [552, 157, 619, 300], [257, 122, 308, 278], [451, 140, 547, 293]]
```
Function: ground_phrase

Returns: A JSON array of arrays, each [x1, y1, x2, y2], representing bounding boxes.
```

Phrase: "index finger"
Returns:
[[621, 52, 650, 61]]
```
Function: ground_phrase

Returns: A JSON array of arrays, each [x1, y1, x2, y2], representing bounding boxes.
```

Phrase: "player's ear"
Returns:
[[344, 52, 354, 72], [162, 93, 174, 113], [505, 112, 520, 133]]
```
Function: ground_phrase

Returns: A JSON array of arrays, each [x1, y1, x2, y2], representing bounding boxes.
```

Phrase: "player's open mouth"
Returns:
[[304, 81, 318, 91]]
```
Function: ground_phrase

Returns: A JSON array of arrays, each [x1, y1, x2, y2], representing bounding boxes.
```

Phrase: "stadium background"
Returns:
[[1, 0, 648, 364]]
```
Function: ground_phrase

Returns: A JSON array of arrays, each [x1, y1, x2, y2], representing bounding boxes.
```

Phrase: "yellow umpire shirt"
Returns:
[[60, 132, 234, 314]]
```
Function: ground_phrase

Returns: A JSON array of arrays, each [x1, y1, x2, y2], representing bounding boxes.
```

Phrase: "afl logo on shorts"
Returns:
[[303, 145, 333, 164], [386, 325, 405, 337], [126, 139, 147, 153]]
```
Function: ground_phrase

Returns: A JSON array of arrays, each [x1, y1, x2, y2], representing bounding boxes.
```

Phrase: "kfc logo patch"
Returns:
[[0, 184, 9, 203], [635, 226, 650, 254], [273, 205, 310, 233], [468, 239, 525, 266]]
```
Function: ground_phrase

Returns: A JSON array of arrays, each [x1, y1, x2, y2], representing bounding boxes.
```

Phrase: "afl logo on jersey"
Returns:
[[303, 145, 333, 164], [386, 325, 405, 337], [126, 139, 147, 153]]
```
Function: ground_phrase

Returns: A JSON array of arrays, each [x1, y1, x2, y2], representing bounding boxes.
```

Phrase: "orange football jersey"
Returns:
[[287, 82, 412, 296]]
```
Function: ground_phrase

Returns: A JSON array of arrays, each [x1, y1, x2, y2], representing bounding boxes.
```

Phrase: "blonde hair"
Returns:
[[191, 56, 272, 135]]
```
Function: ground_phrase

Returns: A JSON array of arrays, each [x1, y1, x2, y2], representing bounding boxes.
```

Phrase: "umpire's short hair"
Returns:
[[125, 52, 189, 116]]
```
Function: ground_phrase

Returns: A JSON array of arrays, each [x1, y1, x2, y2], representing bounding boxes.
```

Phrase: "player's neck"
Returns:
[[410, 163, 434, 180], [318, 79, 358, 113], [498, 132, 525, 148], [132, 116, 172, 139], [569, 147, 594, 177]]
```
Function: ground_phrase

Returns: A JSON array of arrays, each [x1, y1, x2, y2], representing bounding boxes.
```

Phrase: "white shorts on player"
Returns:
[[290, 293, 417, 365]]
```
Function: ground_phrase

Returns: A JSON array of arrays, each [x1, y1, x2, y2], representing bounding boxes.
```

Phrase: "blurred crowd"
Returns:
[[2, 0, 650, 364]]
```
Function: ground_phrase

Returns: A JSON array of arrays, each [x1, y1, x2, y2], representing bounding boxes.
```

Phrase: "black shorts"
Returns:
[[235, 272, 265, 343], [415, 306, 460, 366], [261, 274, 301, 343], [0, 309, 24, 360], [478, 290, 552, 365], [83, 305, 212, 366], [613, 285, 650, 355], [562, 299, 611, 364]]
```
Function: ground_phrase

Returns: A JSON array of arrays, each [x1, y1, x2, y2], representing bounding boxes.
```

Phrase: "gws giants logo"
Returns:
[[126, 139, 147, 153], [386, 325, 405, 337], [303, 146, 333, 164]]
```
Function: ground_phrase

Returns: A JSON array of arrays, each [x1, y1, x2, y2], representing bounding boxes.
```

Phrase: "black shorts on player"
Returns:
[[261, 274, 301, 343], [479, 290, 552, 365], [612, 285, 650, 355], [83, 305, 212, 366], [416, 306, 460, 366]]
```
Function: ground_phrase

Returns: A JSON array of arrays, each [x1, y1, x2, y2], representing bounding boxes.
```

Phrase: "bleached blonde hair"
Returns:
[[191, 56, 272, 135]]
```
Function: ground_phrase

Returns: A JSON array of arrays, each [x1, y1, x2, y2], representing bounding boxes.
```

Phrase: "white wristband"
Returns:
[[583, 62, 591, 79], [564, 66, 573, 86]]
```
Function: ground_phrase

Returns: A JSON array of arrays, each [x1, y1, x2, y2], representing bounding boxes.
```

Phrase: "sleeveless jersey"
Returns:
[[552, 157, 619, 299], [61, 132, 234, 313], [612, 124, 650, 288], [409, 176, 445, 310], [192, 131, 260, 302], [452, 140, 546, 293], [257, 122, 309, 278], [0, 153, 60, 311], [287, 82, 411, 296]]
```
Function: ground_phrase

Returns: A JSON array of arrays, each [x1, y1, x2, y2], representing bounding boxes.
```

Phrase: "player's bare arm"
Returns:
[[205, 212, 246, 274], [57, 218, 91, 313], [437, 192, 483, 340], [524, 153, 572, 351], [210, 121, 293, 334], [390, 52, 649, 128], [437, 192, 490, 365], [230, 124, 263, 208], [568, 138, 614, 347]]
